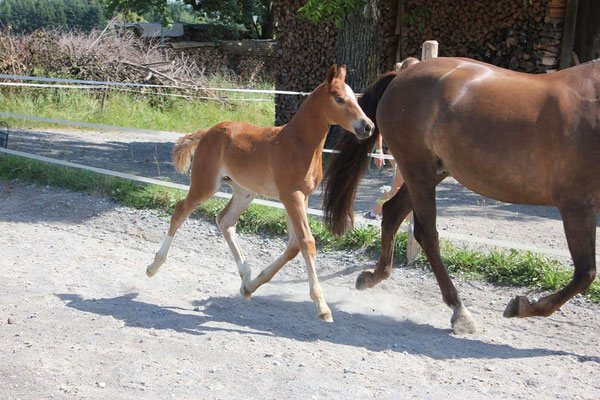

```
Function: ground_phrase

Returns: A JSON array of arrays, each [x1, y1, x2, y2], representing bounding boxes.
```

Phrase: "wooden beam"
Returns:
[[559, 0, 579, 69]]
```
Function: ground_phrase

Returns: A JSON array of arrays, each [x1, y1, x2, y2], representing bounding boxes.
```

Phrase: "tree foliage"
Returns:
[[0, 0, 107, 33], [104, 0, 274, 38], [299, 0, 366, 27]]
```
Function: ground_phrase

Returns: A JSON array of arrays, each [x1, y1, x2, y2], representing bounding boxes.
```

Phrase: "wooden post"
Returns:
[[406, 40, 439, 266], [559, 0, 579, 69], [100, 79, 109, 114], [421, 40, 439, 60], [395, 0, 404, 62]]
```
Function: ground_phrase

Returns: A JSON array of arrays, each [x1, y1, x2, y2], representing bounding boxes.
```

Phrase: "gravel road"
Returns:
[[1, 180, 600, 399]]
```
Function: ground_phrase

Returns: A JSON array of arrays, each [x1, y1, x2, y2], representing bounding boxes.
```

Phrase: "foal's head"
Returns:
[[322, 64, 374, 140]]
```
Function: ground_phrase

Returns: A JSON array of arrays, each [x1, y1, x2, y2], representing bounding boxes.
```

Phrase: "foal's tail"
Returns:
[[323, 132, 379, 235], [172, 129, 209, 173]]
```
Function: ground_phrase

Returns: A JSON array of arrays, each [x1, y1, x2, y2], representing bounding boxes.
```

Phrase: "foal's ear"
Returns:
[[335, 65, 347, 82], [326, 64, 337, 84]]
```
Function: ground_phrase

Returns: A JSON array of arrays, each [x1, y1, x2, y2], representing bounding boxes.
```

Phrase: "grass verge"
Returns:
[[1, 153, 598, 302], [0, 77, 275, 132]]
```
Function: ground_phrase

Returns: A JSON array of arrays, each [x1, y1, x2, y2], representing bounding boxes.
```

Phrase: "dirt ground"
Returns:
[[1, 180, 600, 399]]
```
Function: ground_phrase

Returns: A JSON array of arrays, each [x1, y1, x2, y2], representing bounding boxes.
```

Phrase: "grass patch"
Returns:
[[0, 78, 275, 132], [2, 153, 599, 302]]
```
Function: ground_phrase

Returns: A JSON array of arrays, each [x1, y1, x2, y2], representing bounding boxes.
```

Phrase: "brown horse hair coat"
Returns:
[[324, 56, 600, 334]]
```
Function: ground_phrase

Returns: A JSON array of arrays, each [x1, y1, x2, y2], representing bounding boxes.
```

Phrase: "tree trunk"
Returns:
[[336, 0, 382, 92], [327, 0, 381, 147], [260, 1, 275, 39]]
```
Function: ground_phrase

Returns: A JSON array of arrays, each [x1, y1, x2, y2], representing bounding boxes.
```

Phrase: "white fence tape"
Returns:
[[0, 112, 183, 138], [0, 73, 311, 96], [0, 147, 324, 217], [0, 145, 583, 259], [0, 81, 274, 102], [0, 111, 395, 160]]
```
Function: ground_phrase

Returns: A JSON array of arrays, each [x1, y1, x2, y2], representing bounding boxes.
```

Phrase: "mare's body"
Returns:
[[324, 57, 600, 333]]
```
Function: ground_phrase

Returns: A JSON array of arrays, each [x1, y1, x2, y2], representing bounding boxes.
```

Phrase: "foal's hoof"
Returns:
[[355, 270, 373, 290], [240, 284, 252, 301], [146, 258, 164, 278], [503, 295, 531, 318], [451, 305, 477, 334], [318, 311, 334, 323]]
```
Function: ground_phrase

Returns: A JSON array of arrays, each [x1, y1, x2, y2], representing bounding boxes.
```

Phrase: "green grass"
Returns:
[[0, 77, 275, 132], [1, 153, 599, 303]]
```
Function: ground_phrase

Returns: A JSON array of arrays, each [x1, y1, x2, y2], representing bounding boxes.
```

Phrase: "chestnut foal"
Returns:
[[146, 65, 374, 322]]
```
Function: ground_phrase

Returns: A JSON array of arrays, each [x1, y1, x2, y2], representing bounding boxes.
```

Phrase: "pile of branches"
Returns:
[[0, 25, 207, 88]]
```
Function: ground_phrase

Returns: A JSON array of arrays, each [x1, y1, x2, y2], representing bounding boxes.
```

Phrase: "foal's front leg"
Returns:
[[281, 191, 333, 322]]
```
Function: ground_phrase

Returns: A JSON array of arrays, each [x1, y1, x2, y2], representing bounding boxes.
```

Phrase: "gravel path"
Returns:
[[5, 126, 600, 259], [1, 180, 600, 399]]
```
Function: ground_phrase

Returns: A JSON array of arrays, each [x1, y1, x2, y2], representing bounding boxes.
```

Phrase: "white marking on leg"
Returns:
[[146, 235, 173, 277]]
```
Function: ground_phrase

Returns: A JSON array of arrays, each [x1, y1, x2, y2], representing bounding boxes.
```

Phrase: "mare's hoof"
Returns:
[[355, 271, 372, 290], [451, 305, 477, 334], [319, 311, 334, 323], [503, 295, 531, 318], [240, 284, 252, 301]]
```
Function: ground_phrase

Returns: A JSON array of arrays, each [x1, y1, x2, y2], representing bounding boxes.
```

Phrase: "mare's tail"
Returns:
[[322, 71, 399, 235], [322, 132, 379, 235], [172, 129, 209, 173]]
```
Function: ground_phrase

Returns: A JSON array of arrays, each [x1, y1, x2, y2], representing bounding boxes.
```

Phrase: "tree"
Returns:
[[300, 0, 379, 92], [0, 0, 107, 33], [105, 0, 275, 39]]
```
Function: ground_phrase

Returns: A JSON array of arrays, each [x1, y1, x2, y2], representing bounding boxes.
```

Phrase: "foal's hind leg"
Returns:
[[504, 203, 597, 318], [407, 177, 476, 334], [146, 167, 221, 277], [242, 215, 300, 299], [215, 184, 256, 298], [356, 184, 413, 290]]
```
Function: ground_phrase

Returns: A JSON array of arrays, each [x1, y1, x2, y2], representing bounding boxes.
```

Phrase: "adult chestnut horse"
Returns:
[[146, 65, 374, 322], [324, 57, 600, 334]]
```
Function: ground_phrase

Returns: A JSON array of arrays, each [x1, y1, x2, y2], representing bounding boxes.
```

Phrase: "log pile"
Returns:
[[273, 0, 338, 125], [399, 0, 565, 73], [379, 0, 401, 72], [273, 0, 568, 124]]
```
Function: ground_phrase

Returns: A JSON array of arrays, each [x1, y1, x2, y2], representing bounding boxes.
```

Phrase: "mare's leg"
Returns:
[[406, 175, 476, 334], [504, 203, 597, 318], [356, 184, 413, 289], [215, 184, 256, 297], [146, 165, 221, 277], [281, 191, 332, 322], [242, 216, 300, 299]]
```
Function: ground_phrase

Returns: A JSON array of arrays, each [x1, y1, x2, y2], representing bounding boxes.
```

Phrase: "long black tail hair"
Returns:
[[322, 72, 398, 235]]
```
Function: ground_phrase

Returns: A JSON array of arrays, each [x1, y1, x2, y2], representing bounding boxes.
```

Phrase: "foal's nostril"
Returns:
[[365, 123, 372, 133]]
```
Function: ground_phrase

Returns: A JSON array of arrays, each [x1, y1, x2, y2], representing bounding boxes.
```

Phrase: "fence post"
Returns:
[[406, 40, 439, 266], [100, 78, 110, 114]]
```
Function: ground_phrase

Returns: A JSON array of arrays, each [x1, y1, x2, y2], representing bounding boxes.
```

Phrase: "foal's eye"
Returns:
[[335, 96, 345, 104]]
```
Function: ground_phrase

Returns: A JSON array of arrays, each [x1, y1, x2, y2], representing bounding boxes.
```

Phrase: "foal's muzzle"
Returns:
[[353, 118, 375, 140]]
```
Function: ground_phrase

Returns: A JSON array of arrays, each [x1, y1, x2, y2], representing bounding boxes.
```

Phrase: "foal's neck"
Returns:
[[283, 84, 331, 151]]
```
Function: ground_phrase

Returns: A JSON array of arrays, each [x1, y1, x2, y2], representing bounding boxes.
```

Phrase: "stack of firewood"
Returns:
[[399, 0, 563, 73], [273, 0, 338, 125]]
